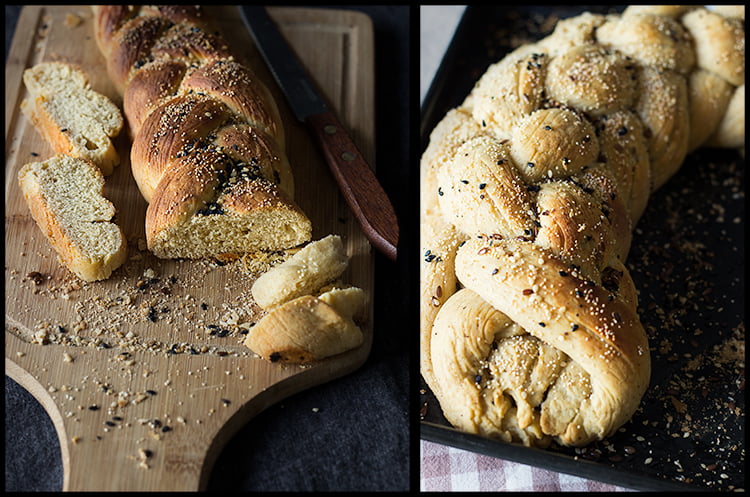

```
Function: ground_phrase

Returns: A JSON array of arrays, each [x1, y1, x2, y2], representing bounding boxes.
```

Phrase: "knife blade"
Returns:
[[242, 6, 399, 261]]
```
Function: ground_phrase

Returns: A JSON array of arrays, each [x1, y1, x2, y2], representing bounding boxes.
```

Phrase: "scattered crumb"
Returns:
[[64, 12, 82, 28]]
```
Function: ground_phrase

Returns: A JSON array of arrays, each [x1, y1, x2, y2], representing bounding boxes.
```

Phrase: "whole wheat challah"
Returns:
[[91, 5, 311, 258], [421, 6, 744, 447]]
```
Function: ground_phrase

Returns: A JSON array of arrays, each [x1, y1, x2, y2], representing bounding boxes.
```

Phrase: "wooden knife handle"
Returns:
[[306, 111, 399, 261]]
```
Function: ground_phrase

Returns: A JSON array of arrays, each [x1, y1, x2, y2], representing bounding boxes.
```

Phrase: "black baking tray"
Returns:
[[420, 5, 745, 492]]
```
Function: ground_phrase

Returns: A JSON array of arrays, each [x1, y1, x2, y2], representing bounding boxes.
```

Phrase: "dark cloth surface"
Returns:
[[5, 5, 414, 491]]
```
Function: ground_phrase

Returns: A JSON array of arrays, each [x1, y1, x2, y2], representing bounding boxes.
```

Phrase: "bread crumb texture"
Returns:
[[18, 154, 127, 281]]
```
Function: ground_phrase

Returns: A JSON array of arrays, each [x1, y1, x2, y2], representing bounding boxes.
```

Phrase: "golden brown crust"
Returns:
[[251, 234, 350, 311], [123, 59, 187, 136], [130, 94, 228, 202], [180, 60, 284, 144], [92, 5, 138, 57], [452, 238, 650, 446], [107, 15, 173, 95], [92, 5, 311, 259], [421, 6, 744, 448], [214, 124, 294, 198], [244, 295, 364, 364], [149, 22, 231, 65]]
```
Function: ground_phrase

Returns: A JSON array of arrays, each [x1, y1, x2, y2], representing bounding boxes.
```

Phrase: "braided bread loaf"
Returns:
[[421, 6, 744, 447], [92, 5, 311, 258]]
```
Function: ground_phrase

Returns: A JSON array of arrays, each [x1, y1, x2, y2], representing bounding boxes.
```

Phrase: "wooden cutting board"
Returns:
[[5, 5, 375, 491]]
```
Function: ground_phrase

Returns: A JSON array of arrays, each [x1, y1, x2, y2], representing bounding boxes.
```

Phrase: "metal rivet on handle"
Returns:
[[324, 125, 337, 135], [341, 152, 356, 161]]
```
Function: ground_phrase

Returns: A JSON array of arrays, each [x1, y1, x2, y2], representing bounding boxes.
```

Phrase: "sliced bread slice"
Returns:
[[21, 62, 123, 176], [18, 154, 127, 281]]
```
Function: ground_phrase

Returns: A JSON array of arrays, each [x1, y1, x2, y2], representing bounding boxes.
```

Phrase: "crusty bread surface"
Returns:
[[421, 5, 745, 448], [90, 5, 312, 259], [245, 235, 367, 363], [251, 234, 350, 310]]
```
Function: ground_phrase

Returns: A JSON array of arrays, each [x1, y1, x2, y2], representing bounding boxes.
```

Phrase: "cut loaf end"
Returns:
[[144, 148, 312, 259], [147, 202, 312, 260]]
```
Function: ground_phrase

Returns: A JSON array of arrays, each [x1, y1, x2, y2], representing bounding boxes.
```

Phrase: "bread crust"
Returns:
[[421, 6, 744, 447], [92, 5, 311, 259], [244, 295, 363, 363]]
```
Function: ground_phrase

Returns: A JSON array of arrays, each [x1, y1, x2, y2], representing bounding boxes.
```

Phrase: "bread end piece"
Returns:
[[251, 234, 350, 310], [244, 295, 364, 363]]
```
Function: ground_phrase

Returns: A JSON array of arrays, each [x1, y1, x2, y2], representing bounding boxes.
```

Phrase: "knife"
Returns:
[[242, 6, 399, 261]]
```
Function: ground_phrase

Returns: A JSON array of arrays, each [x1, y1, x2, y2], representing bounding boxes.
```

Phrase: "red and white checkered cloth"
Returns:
[[421, 440, 635, 492]]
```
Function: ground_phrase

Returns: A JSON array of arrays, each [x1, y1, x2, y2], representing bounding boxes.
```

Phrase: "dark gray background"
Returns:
[[5, 5, 415, 491]]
